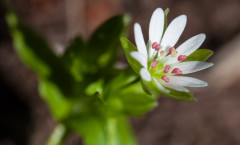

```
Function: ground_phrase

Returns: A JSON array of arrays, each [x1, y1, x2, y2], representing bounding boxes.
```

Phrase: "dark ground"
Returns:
[[1, 0, 240, 145]]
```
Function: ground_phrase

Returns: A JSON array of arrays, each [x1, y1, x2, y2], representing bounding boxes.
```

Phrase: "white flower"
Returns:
[[130, 8, 213, 93]]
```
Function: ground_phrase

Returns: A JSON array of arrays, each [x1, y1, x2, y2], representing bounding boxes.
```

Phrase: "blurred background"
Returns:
[[1, 0, 240, 145]]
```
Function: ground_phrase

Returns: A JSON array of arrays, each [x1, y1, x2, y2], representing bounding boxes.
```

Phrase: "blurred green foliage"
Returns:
[[6, 11, 157, 145]]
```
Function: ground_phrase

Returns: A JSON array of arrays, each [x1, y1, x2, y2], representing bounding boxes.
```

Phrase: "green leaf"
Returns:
[[184, 49, 213, 62], [103, 69, 156, 116], [117, 81, 157, 116], [120, 37, 143, 74], [86, 15, 130, 70], [39, 79, 74, 120], [106, 69, 139, 92], [61, 36, 86, 82], [6, 12, 76, 97]]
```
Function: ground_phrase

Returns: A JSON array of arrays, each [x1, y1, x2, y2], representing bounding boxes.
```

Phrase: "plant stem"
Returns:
[[106, 118, 117, 145], [46, 124, 66, 145]]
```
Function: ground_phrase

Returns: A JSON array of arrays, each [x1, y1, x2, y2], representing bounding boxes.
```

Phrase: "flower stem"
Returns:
[[46, 124, 67, 145], [106, 118, 117, 145]]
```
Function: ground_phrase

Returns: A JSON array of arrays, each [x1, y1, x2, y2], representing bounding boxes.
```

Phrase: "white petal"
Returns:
[[140, 68, 152, 81], [177, 33, 206, 56], [166, 34, 206, 64], [160, 15, 187, 53], [153, 77, 170, 93], [149, 8, 164, 58], [169, 76, 208, 87], [130, 51, 148, 68], [163, 83, 189, 92], [173, 61, 214, 74], [134, 23, 148, 57]]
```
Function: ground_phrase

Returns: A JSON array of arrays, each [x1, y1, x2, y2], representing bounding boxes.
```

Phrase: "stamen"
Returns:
[[163, 69, 169, 73], [163, 65, 170, 73], [166, 78, 169, 83], [155, 45, 160, 51], [162, 75, 170, 83], [171, 68, 182, 76], [171, 50, 178, 56], [160, 50, 166, 56], [178, 55, 187, 61], [151, 60, 157, 68], [152, 42, 158, 49], [151, 64, 156, 68], [152, 42, 160, 51], [153, 60, 158, 64], [165, 65, 170, 69], [169, 47, 175, 54]]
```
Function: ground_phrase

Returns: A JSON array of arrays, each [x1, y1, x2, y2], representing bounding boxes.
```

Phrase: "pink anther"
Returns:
[[165, 78, 169, 83], [165, 65, 170, 69], [162, 75, 170, 83], [151, 64, 156, 68], [169, 47, 175, 54], [151, 60, 158, 68], [171, 68, 182, 76], [152, 42, 158, 49], [153, 60, 158, 64], [152, 42, 160, 51], [178, 55, 187, 61], [155, 45, 160, 51], [163, 65, 170, 73]]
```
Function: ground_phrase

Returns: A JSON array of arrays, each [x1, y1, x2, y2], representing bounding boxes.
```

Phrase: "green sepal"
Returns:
[[184, 49, 213, 62], [161, 88, 196, 101], [120, 37, 142, 74], [163, 8, 169, 34], [141, 79, 196, 101]]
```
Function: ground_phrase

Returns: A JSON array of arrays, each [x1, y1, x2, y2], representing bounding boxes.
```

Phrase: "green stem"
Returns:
[[46, 124, 67, 145], [106, 118, 117, 145]]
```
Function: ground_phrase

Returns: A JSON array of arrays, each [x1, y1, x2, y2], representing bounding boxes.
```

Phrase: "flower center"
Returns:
[[151, 60, 158, 68], [149, 60, 183, 83], [148, 45, 187, 83]]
